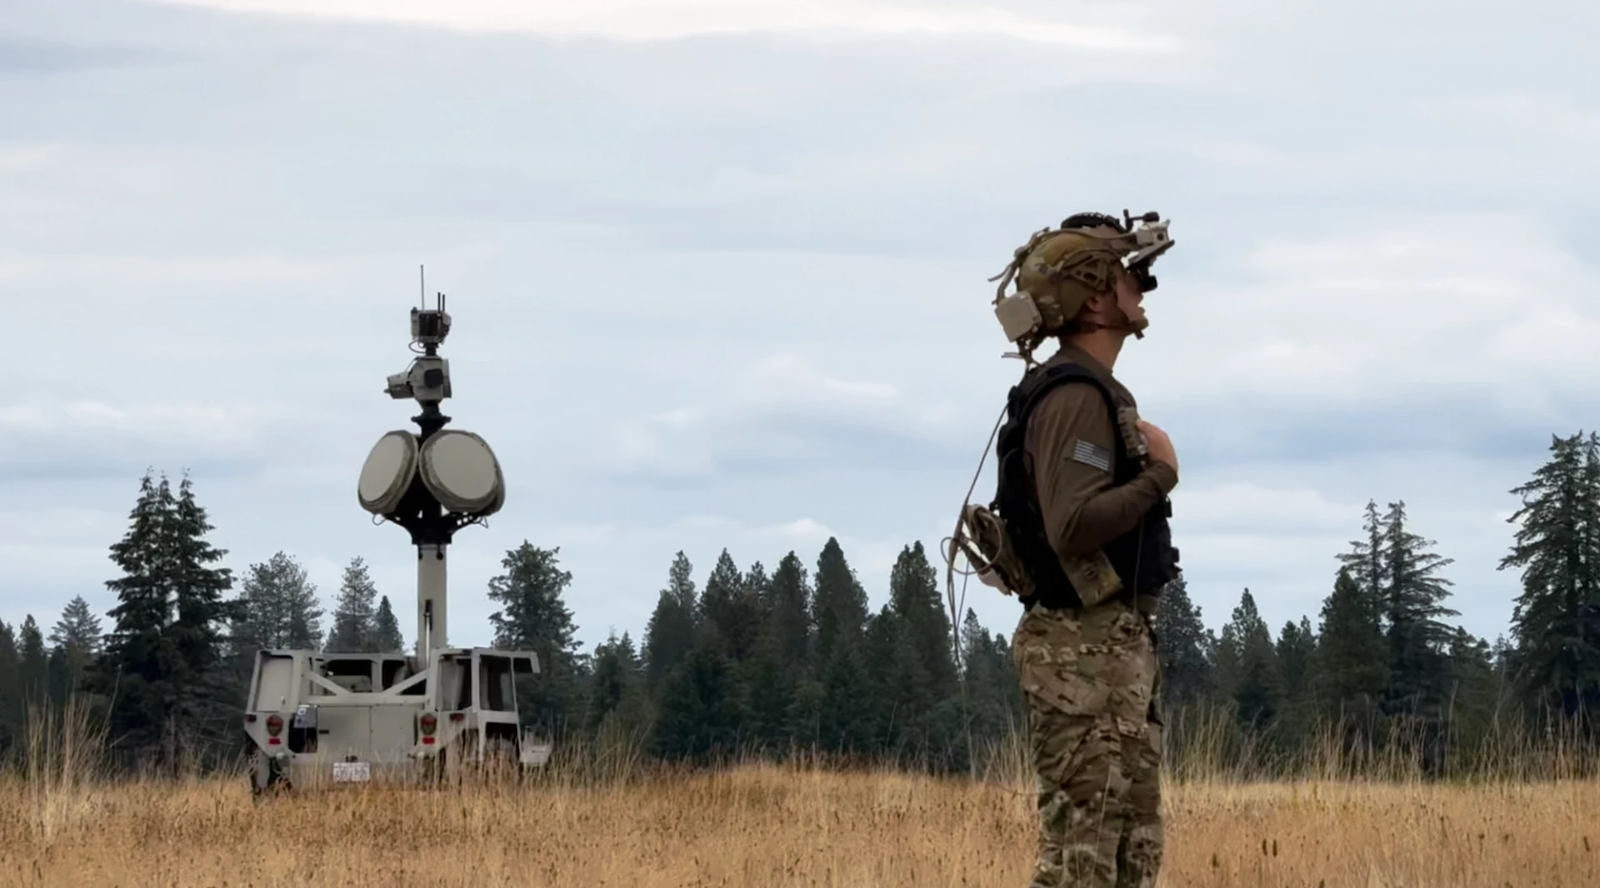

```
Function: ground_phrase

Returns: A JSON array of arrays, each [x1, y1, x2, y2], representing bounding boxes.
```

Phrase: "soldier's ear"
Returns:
[[1081, 292, 1115, 315]]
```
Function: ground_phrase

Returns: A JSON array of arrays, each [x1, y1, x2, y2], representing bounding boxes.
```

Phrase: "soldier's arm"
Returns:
[[1025, 384, 1178, 559]]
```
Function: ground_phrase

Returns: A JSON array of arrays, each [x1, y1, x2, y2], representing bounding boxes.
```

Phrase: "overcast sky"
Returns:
[[4, 0, 1597, 657]]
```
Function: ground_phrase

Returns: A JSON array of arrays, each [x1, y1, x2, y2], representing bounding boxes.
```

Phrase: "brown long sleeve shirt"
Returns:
[[1022, 345, 1177, 565]]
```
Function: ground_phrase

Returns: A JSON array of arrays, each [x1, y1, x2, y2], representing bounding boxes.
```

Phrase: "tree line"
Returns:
[[1, 431, 1596, 779], [1153, 431, 1600, 778]]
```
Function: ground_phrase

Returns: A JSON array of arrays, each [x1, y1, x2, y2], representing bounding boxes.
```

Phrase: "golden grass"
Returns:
[[3, 759, 1598, 886], [2, 702, 1597, 888]]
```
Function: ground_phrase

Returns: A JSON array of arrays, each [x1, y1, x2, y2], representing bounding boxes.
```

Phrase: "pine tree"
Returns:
[[1379, 500, 1458, 723], [166, 472, 240, 761], [882, 541, 960, 767], [814, 628, 877, 758], [1153, 576, 1214, 716], [586, 630, 646, 737], [863, 604, 908, 756], [1315, 567, 1390, 742], [651, 635, 745, 764], [46, 647, 70, 717], [813, 538, 869, 663], [889, 542, 959, 701], [740, 551, 813, 752], [1221, 589, 1280, 732], [486, 542, 586, 739], [372, 596, 404, 652], [741, 628, 792, 755], [326, 557, 380, 652], [764, 551, 812, 668], [643, 552, 699, 688], [1274, 617, 1317, 756], [810, 538, 875, 758], [1444, 627, 1502, 769], [18, 616, 48, 710], [958, 608, 1021, 754], [0, 621, 18, 753], [233, 552, 323, 656], [96, 471, 179, 763], [49, 595, 102, 699], [1337, 500, 1388, 630], [1499, 431, 1600, 726], [700, 549, 764, 663]]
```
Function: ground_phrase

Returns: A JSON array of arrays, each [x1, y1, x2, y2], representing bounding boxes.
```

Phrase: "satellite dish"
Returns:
[[418, 429, 504, 515], [358, 430, 419, 515]]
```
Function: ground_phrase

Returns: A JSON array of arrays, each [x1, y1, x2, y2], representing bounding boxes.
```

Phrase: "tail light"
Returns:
[[265, 714, 284, 745], [420, 713, 437, 736]]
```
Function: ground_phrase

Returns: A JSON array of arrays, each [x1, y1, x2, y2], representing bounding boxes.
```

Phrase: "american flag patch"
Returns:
[[1069, 438, 1112, 472]]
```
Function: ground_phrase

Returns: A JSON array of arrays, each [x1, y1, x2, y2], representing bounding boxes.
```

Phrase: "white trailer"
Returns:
[[244, 647, 552, 794], [244, 282, 551, 795]]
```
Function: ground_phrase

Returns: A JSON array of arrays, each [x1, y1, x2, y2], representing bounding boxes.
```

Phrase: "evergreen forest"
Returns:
[[3, 430, 1598, 781]]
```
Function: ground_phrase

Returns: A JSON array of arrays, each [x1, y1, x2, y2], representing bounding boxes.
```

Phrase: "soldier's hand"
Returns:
[[1138, 420, 1178, 476]]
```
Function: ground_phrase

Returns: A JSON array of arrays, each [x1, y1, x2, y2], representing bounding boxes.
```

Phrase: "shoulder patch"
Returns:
[[1069, 438, 1113, 473]]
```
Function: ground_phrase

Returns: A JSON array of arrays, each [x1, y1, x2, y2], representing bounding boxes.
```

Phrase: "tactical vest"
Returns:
[[992, 362, 1180, 610]]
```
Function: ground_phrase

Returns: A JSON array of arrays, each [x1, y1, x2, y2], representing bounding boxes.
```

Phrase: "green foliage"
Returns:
[[812, 537, 869, 663], [49, 595, 102, 699], [1379, 499, 1459, 721], [1154, 576, 1214, 716], [650, 634, 747, 763], [1315, 567, 1390, 725], [1500, 431, 1600, 727], [643, 552, 699, 689], [326, 556, 380, 653], [0, 621, 18, 753], [1224, 589, 1281, 732], [372, 595, 404, 653], [94, 470, 237, 771], [231, 551, 323, 657], [699, 549, 765, 662], [486, 542, 585, 741]]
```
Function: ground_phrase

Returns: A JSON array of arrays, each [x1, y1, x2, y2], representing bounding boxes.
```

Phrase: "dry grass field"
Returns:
[[1, 706, 1597, 888], [3, 757, 1597, 886]]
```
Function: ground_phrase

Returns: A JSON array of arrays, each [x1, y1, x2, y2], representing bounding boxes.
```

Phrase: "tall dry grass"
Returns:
[[0, 699, 1596, 888]]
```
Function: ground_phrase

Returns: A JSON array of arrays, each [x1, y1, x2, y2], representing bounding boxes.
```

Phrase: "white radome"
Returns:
[[357, 430, 420, 515], [419, 429, 504, 515]]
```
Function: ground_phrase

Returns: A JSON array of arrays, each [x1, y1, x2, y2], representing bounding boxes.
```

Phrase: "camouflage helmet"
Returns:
[[989, 210, 1173, 363]]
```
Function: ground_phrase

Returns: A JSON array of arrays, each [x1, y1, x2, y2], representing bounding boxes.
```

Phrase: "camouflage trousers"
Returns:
[[1012, 598, 1163, 888]]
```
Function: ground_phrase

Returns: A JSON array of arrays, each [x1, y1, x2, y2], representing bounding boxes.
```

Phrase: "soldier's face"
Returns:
[[1113, 266, 1148, 331]]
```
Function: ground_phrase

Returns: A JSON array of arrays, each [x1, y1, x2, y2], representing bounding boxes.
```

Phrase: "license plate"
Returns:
[[333, 762, 370, 783]]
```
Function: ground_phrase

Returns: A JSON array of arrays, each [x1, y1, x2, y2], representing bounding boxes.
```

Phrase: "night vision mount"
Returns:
[[990, 209, 1174, 360], [1116, 210, 1173, 292]]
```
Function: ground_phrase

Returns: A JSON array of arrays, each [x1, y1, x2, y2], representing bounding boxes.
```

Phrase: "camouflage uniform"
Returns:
[[1013, 598, 1162, 887]]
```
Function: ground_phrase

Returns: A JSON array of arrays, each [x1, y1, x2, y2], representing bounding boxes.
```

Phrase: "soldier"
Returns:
[[984, 211, 1182, 888]]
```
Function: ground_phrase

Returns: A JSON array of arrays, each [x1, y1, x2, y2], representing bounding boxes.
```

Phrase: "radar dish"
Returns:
[[419, 429, 504, 515], [358, 430, 419, 515]]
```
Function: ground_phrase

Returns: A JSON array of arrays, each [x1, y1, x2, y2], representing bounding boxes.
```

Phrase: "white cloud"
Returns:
[[0, 399, 281, 458], [600, 352, 964, 479], [145, 0, 1179, 48], [1128, 213, 1600, 412], [1172, 483, 1356, 535]]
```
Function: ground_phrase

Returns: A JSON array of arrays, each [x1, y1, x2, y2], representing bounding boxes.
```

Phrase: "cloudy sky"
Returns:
[[4, 0, 1596, 657]]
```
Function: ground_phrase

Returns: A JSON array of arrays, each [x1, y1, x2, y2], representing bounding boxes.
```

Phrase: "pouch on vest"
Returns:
[[952, 503, 1035, 599], [1061, 550, 1122, 609]]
